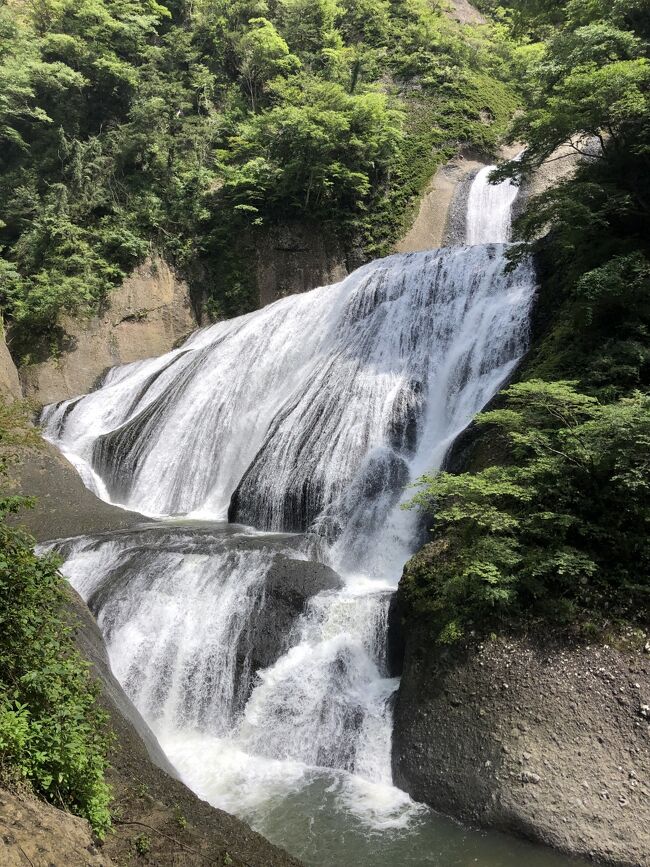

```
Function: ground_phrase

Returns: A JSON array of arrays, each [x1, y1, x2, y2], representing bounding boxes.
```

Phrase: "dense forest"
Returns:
[[0, 0, 516, 337], [1, 0, 649, 848], [405, 0, 650, 642]]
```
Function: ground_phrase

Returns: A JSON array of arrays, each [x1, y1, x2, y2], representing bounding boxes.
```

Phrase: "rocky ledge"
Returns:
[[391, 620, 650, 866]]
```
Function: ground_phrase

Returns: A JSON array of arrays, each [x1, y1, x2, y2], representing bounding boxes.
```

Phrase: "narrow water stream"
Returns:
[[43, 167, 587, 865]]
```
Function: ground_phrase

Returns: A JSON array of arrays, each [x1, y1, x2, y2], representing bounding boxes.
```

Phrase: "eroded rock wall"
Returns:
[[19, 256, 198, 406], [256, 222, 350, 306], [394, 153, 487, 253], [392, 627, 650, 866], [0, 787, 115, 867], [0, 329, 21, 402]]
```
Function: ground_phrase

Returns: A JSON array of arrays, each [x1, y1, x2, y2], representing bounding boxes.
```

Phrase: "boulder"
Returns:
[[392, 624, 650, 866], [236, 554, 343, 696]]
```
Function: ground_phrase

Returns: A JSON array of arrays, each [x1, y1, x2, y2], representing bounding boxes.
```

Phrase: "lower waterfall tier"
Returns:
[[48, 522, 585, 867]]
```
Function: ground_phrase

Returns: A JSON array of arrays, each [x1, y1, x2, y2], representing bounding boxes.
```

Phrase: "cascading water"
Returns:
[[40, 166, 577, 866], [465, 160, 520, 245]]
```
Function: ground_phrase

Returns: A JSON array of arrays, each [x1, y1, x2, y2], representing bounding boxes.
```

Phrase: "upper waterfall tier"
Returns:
[[466, 163, 520, 245], [43, 243, 535, 576]]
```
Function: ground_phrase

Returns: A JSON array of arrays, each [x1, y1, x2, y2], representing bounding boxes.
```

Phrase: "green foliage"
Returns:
[[405, 382, 650, 640], [0, 0, 519, 334], [221, 75, 403, 223], [238, 18, 300, 112], [134, 833, 151, 854], [490, 0, 650, 396], [0, 401, 112, 835]]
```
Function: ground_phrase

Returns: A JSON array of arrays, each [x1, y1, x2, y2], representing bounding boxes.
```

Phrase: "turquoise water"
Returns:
[[234, 776, 587, 867]]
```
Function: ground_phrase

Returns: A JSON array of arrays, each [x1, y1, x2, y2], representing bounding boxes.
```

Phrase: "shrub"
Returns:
[[0, 401, 112, 835], [405, 382, 650, 640]]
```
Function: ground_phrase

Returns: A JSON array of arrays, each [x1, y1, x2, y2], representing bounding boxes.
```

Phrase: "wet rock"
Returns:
[[255, 220, 349, 307], [386, 592, 406, 677], [238, 554, 343, 681], [8, 439, 149, 542]]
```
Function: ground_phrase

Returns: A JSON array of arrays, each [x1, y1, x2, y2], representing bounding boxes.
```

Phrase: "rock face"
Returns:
[[392, 626, 650, 866], [0, 786, 114, 867], [395, 144, 522, 254], [237, 555, 342, 698], [8, 440, 149, 542], [19, 256, 198, 406], [445, 0, 486, 25], [395, 154, 487, 253], [0, 329, 21, 402], [256, 222, 349, 306]]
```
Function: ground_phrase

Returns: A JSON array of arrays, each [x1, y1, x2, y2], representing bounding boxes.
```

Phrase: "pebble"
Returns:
[[520, 771, 541, 784]]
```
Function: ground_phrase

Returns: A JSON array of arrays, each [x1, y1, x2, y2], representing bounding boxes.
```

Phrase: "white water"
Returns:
[[46, 165, 538, 853], [466, 163, 520, 245]]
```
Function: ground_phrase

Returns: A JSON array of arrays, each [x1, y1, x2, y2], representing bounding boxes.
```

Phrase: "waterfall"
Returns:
[[466, 162, 520, 245], [44, 163, 535, 846]]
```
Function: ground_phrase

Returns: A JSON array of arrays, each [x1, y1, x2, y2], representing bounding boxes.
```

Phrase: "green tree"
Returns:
[[275, 0, 343, 72], [0, 0, 519, 333], [221, 75, 403, 219], [238, 18, 300, 112], [405, 382, 650, 640]]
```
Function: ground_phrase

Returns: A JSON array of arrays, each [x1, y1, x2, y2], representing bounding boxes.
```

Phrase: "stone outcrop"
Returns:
[[18, 256, 198, 407], [396, 144, 522, 254], [395, 154, 487, 254], [256, 222, 350, 306], [237, 555, 342, 697], [8, 440, 149, 542], [396, 142, 583, 255], [391, 625, 650, 866], [513, 142, 585, 226], [445, 0, 486, 25], [0, 329, 21, 402]]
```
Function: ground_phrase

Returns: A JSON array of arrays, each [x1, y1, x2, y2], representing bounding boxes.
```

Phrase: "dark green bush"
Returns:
[[405, 382, 650, 641]]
